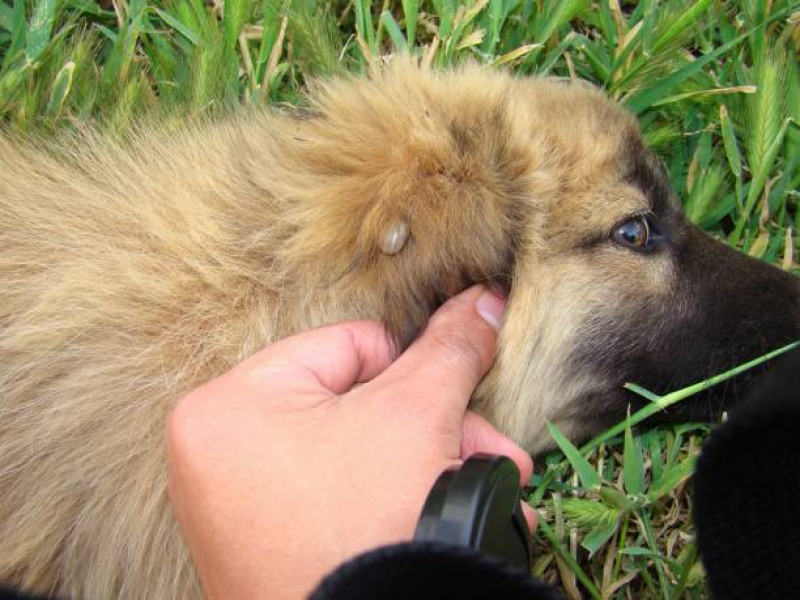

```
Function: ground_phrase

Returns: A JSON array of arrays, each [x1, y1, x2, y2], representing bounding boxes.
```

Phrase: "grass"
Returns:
[[1, 0, 797, 597]]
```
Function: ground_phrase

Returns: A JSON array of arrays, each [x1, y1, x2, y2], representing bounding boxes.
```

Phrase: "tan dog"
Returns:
[[1, 61, 797, 599]]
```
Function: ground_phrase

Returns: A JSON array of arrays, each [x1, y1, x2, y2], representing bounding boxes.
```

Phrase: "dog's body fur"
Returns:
[[1, 62, 797, 599]]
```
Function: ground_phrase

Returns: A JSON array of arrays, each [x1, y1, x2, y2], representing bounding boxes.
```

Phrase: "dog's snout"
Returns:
[[677, 224, 800, 353]]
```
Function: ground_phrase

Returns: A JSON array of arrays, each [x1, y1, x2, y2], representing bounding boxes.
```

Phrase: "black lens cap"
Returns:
[[413, 454, 532, 571]]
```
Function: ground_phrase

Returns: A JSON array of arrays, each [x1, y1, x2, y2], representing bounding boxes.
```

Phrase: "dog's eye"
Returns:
[[612, 216, 650, 250]]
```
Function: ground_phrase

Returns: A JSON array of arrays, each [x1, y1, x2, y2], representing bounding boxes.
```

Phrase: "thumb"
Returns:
[[382, 285, 506, 418], [460, 411, 534, 486]]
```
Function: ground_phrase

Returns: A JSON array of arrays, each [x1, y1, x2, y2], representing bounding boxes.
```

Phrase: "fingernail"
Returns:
[[475, 288, 506, 329]]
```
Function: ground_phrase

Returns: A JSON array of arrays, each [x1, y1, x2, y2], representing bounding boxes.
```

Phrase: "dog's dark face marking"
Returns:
[[565, 144, 800, 437], [476, 102, 798, 452]]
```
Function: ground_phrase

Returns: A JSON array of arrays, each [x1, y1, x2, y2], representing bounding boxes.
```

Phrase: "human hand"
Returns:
[[167, 285, 535, 600]]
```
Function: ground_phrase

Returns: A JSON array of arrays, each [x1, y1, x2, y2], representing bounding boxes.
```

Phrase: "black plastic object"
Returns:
[[413, 454, 532, 571]]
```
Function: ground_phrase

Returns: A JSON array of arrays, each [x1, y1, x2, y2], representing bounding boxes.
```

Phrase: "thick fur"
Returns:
[[1, 61, 797, 599]]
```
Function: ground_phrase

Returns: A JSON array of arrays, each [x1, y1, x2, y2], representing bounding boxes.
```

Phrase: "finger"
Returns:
[[460, 411, 533, 485], [521, 503, 538, 533], [382, 286, 506, 415], [231, 321, 397, 395]]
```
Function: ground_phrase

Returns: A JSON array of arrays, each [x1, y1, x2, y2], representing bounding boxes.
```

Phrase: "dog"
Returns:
[[1, 60, 797, 599]]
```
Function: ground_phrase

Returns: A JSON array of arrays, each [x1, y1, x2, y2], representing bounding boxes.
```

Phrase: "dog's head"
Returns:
[[270, 60, 799, 452]]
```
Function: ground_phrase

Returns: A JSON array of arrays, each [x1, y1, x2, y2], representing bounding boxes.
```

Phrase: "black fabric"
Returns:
[[309, 541, 562, 600], [0, 587, 51, 600], [693, 351, 800, 600]]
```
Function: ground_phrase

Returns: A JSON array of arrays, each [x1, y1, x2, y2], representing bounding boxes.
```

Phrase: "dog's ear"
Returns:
[[267, 68, 532, 346]]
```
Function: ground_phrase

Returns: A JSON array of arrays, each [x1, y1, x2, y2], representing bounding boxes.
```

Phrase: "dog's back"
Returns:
[[0, 123, 311, 597]]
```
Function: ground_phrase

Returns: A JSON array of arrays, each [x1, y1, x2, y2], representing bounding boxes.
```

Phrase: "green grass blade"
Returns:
[[153, 7, 201, 45], [625, 5, 792, 114], [482, 0, 502, 55], [0, 1, 12, 31], [668, 542, 699, 600], [380, 10, 408, 54], [731, 117, 792, 244], [684, 163, 732, 228], [583, 341, 799, 454], [649, 0, 713, 56], [537, 520, 602, 600], [623, 416, 645, 496], [532, 0, 586, 44], [26, 0, 60, 63], [646, 455, 694, 503], [0, 61, 30, 112], [401, 0, 418, 47], [492, 43, 540, 67], [720, 105, 742, 179], [223, 0, 247, 50], [646, 432, 663, 482], [535, 31, 575, 75], [547, 422, 601, 489], [94, 24, 117, 42], [650, 84, 756, 107], [581, 521, 618, 558], [599, 486, 636, 512], [637, 511, 670, 596], [2, 0, 27, 71], [354, 0, 376, 60], [623, 382, 661, 403], [45, 60, 74, 119], [433, 0, 454, 39]]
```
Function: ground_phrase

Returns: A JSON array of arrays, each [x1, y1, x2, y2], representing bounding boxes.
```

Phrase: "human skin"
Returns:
[[167, 285, 536, 600]]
